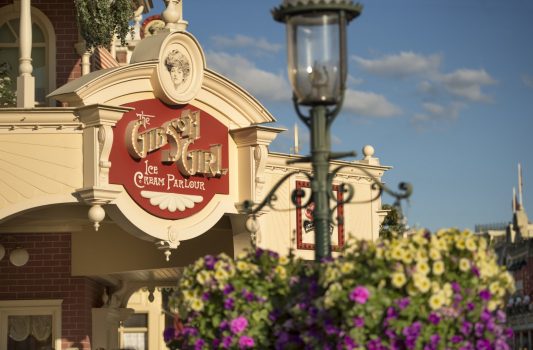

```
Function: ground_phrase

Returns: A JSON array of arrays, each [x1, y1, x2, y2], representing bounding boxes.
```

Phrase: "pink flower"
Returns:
[[350, 286, 370, 304], [230, 316, 248, 334], [238, 335, 255, 349]]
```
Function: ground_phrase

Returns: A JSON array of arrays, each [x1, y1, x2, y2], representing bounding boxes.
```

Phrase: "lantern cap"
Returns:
[[272, 0, 362, 23]]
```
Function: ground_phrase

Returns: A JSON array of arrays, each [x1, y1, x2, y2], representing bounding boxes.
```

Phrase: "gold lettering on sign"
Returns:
[[126, 109, 226, 178]]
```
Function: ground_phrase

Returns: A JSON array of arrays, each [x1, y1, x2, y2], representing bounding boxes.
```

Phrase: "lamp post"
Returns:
[[272, 0, 362, 261]]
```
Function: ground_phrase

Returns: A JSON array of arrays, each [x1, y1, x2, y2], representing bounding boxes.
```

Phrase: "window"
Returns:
[[0, 4, 56, 106], [119, 313, 148, 350], [0, 300, 62, 350]]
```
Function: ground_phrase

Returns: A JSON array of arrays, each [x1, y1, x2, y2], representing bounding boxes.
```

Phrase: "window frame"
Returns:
[[0, 299, 62, 350], [0, 2, 57, 106]]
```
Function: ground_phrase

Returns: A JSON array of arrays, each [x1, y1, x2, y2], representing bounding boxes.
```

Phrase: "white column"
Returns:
[[74, 41, 91, 76], [17, 0, 35, 108]]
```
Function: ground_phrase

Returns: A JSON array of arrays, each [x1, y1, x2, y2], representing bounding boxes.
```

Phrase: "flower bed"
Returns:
[[165, 229, 515, 349]]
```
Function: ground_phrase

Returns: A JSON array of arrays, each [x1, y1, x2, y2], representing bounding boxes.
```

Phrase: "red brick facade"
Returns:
[[0, 233, 105, 350], [0, 0, 82, 87]]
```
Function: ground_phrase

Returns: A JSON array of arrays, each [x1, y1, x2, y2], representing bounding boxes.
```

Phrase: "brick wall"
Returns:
[[0, 0, 82, 87], [0, 233, 105, 350]]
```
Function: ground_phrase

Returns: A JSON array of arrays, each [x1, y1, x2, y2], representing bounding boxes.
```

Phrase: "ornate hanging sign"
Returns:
[[109, 98, 229, 220]]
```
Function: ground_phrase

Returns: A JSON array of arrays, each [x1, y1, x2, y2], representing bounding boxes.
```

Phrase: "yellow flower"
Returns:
[[416, 261, 430, 275], [190, 298, 204, 312], [236, 261, 249, 272], [274, 265, 287, 279], [341, 262, 354, 274], [429, 248, 441, 261], [459, 258, 471, 272], [465, 237, 477, 252], [279, 256, 289, 265], [455, 238, 466, 250], [478, 237, 488, 251], [431, 281, 441, 293], [442, 283, 453, 299], [196, 270, 211, 285], [488, 300, 500, 312], [215, 268, 229, 281], [391, 247, 403, 261], [413, 274, 431, 293], [401, 250, 414, 264], [429, 293, 445, 310], [416, 249, 429, 261], [432, 260, 445, 276], [391, 272, 407, 288]]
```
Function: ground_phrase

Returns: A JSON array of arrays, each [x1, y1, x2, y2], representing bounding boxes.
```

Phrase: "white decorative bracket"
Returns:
[[155, 225, 182, 261], [74, 104, 133, 231]]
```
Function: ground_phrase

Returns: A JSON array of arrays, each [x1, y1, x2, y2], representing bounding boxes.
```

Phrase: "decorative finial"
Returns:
[[88, 204, 106, 231], [362, 145, 375, 160], [162, 0, 188, 32]]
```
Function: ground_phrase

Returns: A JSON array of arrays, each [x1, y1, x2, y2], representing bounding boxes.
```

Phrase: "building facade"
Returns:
[[0, 1, 390, 349], [477, 166, 533, 350]]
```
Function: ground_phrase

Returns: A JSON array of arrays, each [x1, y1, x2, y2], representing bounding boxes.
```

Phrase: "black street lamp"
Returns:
[[242, 0, 411, 262], [273, 0, 362, 261]]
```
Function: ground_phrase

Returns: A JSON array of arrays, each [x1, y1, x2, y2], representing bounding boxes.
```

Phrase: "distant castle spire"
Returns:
[[513, 162, 529, 240]]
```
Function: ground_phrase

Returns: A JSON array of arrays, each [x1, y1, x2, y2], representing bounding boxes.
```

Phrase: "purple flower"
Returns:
[[504, 327, 514, 339], [367, 339, 384, 350], [451, 281, 461, 293], [451, 335, 463, 343], [223, 284, 234, 295], [163, 327, 178, 342], [479, 289, 491, 301], [496, 309, 506, 323], [480, 309, 491, 322], [428, 313, 440, 325], [472, 265, 480, 277], [204, 255, 215, 270], [495, 338, 510, 350], [221, 336, 232, 348], [344, 336, 357, 350], [476, 339, 491, 350], [353, 316, 365, 328], [241, 289, 255, 302], [430, 334, 440, 347], [397, 297, 410, 309], [224, 297, 234, 310], [219, 320, 229, 330], [194, 338, 205, 350], [474, 322, 484, 337], [461, 321, 473, 335], [349, 286, 370, 304], [230, 316, 248, 334], [202, 292, 210, 301], [467, 302, 475, 311], [238, 335, 255, 349]]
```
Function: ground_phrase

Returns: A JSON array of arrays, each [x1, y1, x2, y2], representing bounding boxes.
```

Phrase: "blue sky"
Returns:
[[147, 0, 533, 232]]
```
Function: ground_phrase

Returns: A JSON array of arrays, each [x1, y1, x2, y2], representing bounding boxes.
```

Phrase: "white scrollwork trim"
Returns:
[[254, 145, 267, 200], [141, 191, 203, 212], [98, 125, 114, 185]]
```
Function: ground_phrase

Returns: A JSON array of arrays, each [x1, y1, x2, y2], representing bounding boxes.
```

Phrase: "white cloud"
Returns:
[[343, 89, 402, 118], [438, 69, 496, 102], [352, 51, 441, 79], [206, 51, 291, 103], [522, 74, 533, 88], [211, 34, 282, 54]]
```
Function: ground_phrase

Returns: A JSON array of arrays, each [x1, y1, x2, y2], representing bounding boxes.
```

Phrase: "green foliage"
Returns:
[[380, 203, 407, 239], [74, 0, 133, 50], [0, 62, 16, 107]]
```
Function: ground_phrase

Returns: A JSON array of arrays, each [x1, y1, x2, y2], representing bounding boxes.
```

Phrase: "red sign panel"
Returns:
[[295, 180, 345, 251], [109, 99, 229, 219]]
